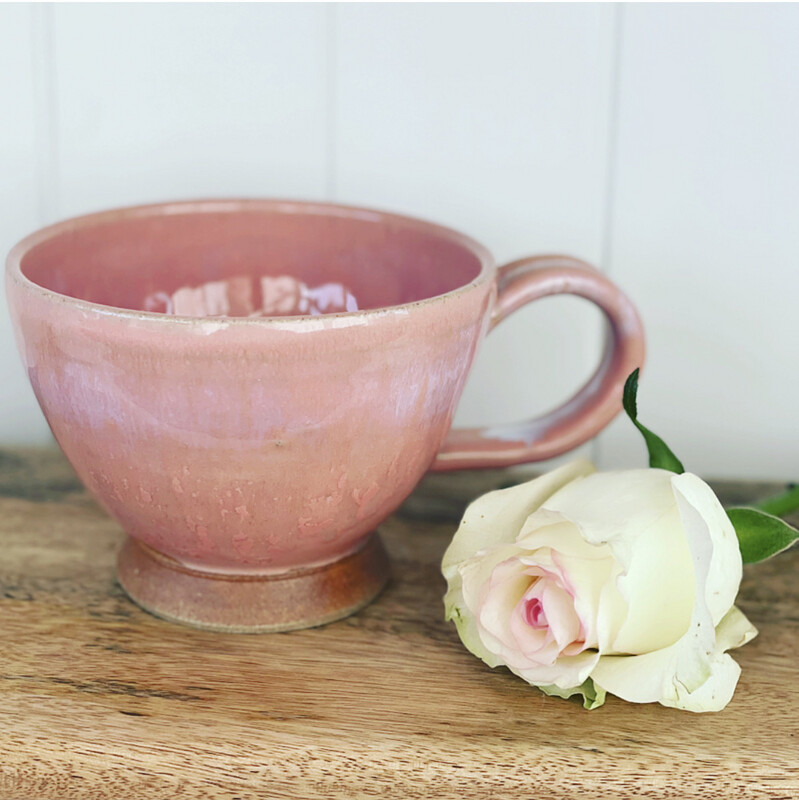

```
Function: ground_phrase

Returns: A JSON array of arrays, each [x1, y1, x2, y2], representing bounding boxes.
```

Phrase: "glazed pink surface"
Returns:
[[6, 200, 643, 576], [433, 254, 646, 469], [19, 202, 482, 312]]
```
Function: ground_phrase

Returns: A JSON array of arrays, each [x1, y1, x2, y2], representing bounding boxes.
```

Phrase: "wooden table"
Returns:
[[1, 449, 798, 799]]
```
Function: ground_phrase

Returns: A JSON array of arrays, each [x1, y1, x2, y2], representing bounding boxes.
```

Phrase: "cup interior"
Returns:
[[17, 202, 486, 317]]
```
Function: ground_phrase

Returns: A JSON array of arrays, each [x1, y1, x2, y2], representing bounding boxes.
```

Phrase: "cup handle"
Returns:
[[431, 254, 645, 471]]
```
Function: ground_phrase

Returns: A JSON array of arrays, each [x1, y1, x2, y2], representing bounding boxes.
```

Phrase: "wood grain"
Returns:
[[1, 448, 797, 799]]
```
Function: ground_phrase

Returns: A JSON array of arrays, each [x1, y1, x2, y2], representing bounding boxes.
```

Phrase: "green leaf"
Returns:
[[539, 678, 607, 710], [727, 506, 799, 563], [622, 369, 685, 474], [754, 483, 799, 518]]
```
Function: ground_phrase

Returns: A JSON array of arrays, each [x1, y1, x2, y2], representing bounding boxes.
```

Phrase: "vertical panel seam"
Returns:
[[30, 3, 60, 223], [325, 4, 338, 201], [600, 3, 623, 278], [593, 2, 625, 469]]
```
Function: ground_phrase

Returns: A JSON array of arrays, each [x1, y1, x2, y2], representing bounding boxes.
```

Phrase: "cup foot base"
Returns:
[[116, 534, 390, 633]]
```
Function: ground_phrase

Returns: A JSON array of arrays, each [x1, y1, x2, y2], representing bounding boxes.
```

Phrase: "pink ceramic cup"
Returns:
[[6, 199, 644, 632]]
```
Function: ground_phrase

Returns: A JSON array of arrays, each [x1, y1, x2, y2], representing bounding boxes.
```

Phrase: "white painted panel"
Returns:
[[0, 5, 52, 443], [598, 4, 799, 480], [335, 4, 616, 467], [53, 4, 329, 216]]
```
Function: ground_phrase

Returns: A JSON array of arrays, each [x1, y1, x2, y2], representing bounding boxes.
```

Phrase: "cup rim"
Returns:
[[6, 198, 496, 327]]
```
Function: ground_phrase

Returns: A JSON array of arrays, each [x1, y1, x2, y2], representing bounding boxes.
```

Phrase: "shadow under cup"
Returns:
[[7, 199, 644, 632], [6, 200, 498, 632]]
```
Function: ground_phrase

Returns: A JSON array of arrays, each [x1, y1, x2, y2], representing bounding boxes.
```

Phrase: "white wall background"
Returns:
[[2, 3, 797, 479]]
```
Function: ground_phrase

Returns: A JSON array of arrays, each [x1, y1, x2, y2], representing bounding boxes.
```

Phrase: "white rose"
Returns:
[[442, 460, 757, 712]]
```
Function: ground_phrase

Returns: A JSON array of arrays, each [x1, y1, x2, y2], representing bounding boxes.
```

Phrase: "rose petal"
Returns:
[[510, 597, 551, 661], [441, 460, 595, 583], [517, 511, 609, 560], [611, 503, 694, 654], [518, 510, 624, 652], [510, 649, 601, 690], [444, 543, 524, 668], [477, 561, 568, 672], [584, 611, 757, 713], [477, 559, 534, 652], [668, 472, 743, 626], [662, 652, 741, 712], [541, 582, 581, 650], [458, 544, 525, 619], [442, 461, 596, 672], [541, 468, 678, 551], [596, 562, 627, 654], [660, 607, 757, 713], [537, 470, 695, 654], [590, 478, 753, 712], [715, 605, 758, 652], [443, 578, 502, 667]]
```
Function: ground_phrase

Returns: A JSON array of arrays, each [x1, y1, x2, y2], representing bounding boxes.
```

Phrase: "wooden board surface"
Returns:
[[1, 448, 798, 799]]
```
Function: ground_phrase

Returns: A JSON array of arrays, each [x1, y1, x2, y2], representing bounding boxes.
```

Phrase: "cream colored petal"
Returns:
[[477, 561, 533, 652], [441, 460, 595, 581], [554, 551, 618, 651], [670, 472, 743, 626], [538, 469, 688, 654], [591, 643, 742, 713], [565, 610, 757, 712], [540, 582, 582, 650], [540, 468, 678, 550], [611, 504, 695, 654], [517, 511, 620, 650], [445, 543, 525, 667], [590, 644, 706, 706], [458, 544, 525, 620], [505, 636, 562, 672], [532, 470, 695, 654], [715, 605, 758, 652], [596, 561, 627, 654], [444, 568, 504, 668], [510, 649, 600, 690], [661, 608, 757, 713], [660, 652, 741, 712], [509, 597, 551, 659], [591, 485, 753, 711], [516, 511, 601, 555]]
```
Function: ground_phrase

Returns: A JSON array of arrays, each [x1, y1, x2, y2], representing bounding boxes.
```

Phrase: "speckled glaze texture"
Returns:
[[6, 200, 644, 631], [8, 256, 490, 573]]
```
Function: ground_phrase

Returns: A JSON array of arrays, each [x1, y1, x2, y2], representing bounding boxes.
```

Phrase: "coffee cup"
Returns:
[[6, 199, 644, 631]]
